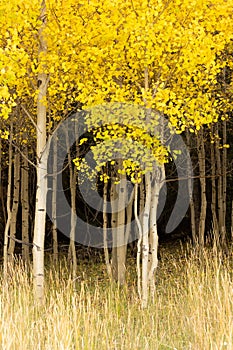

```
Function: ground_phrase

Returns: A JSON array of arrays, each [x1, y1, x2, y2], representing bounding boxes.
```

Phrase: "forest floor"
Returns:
[[1, 240, 233, 350]]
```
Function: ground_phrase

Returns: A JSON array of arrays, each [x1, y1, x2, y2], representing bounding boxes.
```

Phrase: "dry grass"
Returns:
[[0, 243, 233, 350]]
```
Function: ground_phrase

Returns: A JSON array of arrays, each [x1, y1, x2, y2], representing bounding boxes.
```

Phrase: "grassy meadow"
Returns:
[[0, 242, 233, 350]]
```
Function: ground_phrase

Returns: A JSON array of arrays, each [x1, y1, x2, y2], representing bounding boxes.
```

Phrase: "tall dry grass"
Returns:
[[0, 244, 232, 350]]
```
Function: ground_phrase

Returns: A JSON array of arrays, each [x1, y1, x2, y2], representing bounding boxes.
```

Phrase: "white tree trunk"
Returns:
[[148, 166, 164, 296], [111, 177, 118, 281], [210, 125, 219, 246], [141, 172, 151, 308], [186, 132, 197, 244], [116, 173, 127, 285], [33, 0, 49, 303], [70, 173, 77, 279], [52, 136, 58, 263], [215, 123, 228, 252], [197, 130, 207, 248], [3, 122, 13, 276], [8, 151, 20, 259], [124, 187, 134, 256], [33, 144, 48, 302], [103, 179, 112, 278], [139, 180, 145, 221], [134, 183, 142, 298], [222, 67, 228, 248], [216, 125, 224, 239], [66, 128, 77, 279], [221, 119, 227, 250], [21, 148, 30, 262], [0, 138, 6, 225]]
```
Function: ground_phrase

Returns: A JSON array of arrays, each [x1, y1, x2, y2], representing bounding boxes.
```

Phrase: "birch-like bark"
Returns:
[[141, 66, 150, 307], [139, 180, 145, 216], [8, 151, 20, 259], [21, 148, 30, 261], [116, 172, 127, 285], [216, 125, 223, 232], [138, 180, 145, 244], [66, 128, 77, 279], [111, 177, 118, 281], [33, 0, 49, 302], [0, 138, 6, 225], [148, 166, 164, 296], [186, 132, 197, 244], [52, 136, 58, 263], [197, 129, 207, 248], [134, 183, 142, 298], [110, 161, 127, 284], [222, 119, 227, 249], [103, 179, 112, 278], [210, 125, 219, 246], [3, 122, 13, 276], [215, 123, 227, 250], [141, 172, 151, 308], [70, 173, 77, 279], [222, 66, 227, 247], [124, 187, 134, 257]]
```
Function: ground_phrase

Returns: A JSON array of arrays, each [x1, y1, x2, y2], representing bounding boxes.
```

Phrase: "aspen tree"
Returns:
[[7, 151, 20, 260], [33, 0, 49, 302], [210, 125, 219, 246], [3, 121, 13, 276], [21, 148, 30, 262], [186, 132, 197, 244], [51, 137, 58, 263], [196, 130, 207, 248], [103, 178, 112, 278], [65, 127, 77, 279]]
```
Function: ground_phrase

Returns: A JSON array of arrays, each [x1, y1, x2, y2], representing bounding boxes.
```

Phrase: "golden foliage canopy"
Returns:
[[0, 0, 232, 137]]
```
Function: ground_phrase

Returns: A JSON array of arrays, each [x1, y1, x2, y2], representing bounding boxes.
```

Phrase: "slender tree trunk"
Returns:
[[70, 172, 77, 279], [231, 200, 233, 241], [222, 66, 228, 247], [186, 132, 197, 244], [215, 123, 228, 251], [3, 122, 13, 276], [141, 65, 154, 307], [103, 179, 112, 278], [111, 177, 118, 281], [148, 166, 164, 297], [8, 151, 20, 260], [110, 161, 128, 284], [138, 179, 145, 247], [216, 124, 223, 233], [0, 138, 6, 225], [210, 125, 219, 246], [33, 0, 49, 302], [66, 128, 77, 279], [197, 129, 207, 248], [21, 148, 30, 262], [52, 136, 58, 263], [124, 186, 134, 258], [141, 172, 151, 308], [134, 183, 142, 298], [222, 119, 227, 248], [116, 172, 127, 285]]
